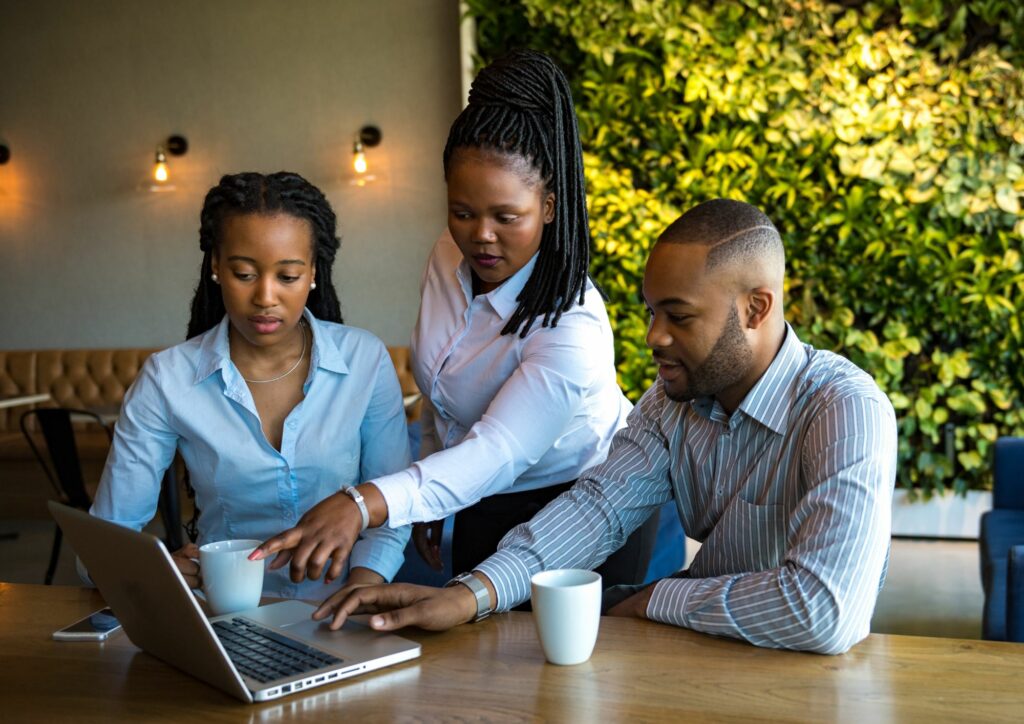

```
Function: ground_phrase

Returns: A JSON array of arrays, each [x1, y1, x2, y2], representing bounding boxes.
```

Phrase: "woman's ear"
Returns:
[[543, 192, 556, 224], [210, 254, 220, 282]]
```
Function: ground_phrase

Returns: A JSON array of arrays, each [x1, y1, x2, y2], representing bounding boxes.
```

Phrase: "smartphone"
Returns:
[[52, 607, 122, 641]]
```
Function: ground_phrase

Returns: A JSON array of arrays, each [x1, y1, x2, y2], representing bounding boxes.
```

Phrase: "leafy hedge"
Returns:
[[466, 0, 1024, 497]]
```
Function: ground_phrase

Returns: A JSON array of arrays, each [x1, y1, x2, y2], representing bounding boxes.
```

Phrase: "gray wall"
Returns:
[[0, 0, 462, 349]]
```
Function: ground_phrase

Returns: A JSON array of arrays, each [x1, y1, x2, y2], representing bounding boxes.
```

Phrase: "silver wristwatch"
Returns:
[[445, 572, 493, 623], [341, 486, 370, 532]]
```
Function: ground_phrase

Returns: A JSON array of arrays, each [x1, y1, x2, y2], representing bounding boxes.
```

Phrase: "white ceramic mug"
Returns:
[[199, 539, 264, 616], [530, 569, 602, 665]]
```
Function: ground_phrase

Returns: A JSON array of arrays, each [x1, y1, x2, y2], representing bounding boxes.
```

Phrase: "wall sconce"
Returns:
[[350, 125, 381, 186], [148, 134, 188, 192], [0, 144, 10, 165]]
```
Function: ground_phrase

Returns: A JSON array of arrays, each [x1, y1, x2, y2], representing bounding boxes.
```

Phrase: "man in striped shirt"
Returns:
[[317, 199, 898, 654]]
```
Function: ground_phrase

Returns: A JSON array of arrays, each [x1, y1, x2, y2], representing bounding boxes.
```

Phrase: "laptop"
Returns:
[[49, 501, 421, 703]]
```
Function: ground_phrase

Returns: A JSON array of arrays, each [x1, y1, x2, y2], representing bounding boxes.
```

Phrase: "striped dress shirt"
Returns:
[[476, 326, 897, 654]]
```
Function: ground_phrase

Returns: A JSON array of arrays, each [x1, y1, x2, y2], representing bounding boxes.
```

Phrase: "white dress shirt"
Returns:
[[477, 326, 897, 654], [373, 231, 632, 527]]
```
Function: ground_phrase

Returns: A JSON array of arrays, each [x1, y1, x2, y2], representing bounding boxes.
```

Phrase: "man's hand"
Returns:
[[605, 584, 655, 619], [323, 566, 385, 604], [313, 582, 479, 632], [171, 543, 201, 589], [412, 520, 445, 571], [250, 491, 364, 583]]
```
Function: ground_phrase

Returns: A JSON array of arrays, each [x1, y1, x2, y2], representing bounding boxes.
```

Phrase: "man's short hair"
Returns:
[[658, 199, 784, 273]]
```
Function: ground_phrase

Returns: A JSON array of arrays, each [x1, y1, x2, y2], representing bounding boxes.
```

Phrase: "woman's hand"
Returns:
[[171, 543, 202, 589], [412, 520, 445, 570], [250, 490, 365, 584]]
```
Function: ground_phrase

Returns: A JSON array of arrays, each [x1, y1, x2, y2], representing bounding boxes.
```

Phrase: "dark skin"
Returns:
[[305, 239, 787, 631], [250, 149, 555, 582], [172, 213, 382, 589]]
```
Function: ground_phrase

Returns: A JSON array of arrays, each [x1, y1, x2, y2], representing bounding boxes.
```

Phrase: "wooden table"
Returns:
[[0, 393, 50, 410], [2, 583, 1022, 722]]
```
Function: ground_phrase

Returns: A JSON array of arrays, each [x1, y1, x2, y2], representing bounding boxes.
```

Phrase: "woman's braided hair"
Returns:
[[443, 49, 591, 337], [186, 171, 343, 339]]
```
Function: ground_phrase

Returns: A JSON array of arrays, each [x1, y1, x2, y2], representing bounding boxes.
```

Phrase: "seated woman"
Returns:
[[252, 51, 659, 597], [89, 171, 411, 599]]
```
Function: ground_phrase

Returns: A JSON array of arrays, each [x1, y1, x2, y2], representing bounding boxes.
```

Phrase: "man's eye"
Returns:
[[668, 315, 690, 324]]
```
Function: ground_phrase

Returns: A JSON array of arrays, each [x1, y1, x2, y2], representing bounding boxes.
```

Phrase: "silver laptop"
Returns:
[[49, 502, 421, 703]]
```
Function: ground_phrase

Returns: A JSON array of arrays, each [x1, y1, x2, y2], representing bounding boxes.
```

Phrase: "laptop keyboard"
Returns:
[[213, 618, 343, 684]]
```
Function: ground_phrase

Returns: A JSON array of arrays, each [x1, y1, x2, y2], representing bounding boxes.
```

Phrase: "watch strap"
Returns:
[[445, 572, 493, 623], [341, 486, 370, 532]]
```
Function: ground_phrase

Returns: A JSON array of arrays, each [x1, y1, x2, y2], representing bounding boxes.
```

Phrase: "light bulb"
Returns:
[[153, 148, 169, 183], [353, 140, 367, 175]]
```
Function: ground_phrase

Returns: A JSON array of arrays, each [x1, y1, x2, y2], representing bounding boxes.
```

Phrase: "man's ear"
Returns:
[[743, 287, 775, 329]]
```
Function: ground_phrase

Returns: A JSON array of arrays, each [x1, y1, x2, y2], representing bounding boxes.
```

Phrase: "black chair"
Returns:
[[20, 408, 183, 583]]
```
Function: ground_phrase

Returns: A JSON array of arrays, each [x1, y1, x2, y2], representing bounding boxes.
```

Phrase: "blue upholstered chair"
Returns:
[[979, 437, 1024, 641]]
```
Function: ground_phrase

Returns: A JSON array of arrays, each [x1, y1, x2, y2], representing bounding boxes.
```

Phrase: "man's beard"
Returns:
[[665, 306, 753, 402]]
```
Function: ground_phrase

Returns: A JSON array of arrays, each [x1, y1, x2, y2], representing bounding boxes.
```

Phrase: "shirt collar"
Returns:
[[305, 310, 349, 375], [193, 309, 349, 385], [734, 324, 807, 434], [455, 250, 540, 321]]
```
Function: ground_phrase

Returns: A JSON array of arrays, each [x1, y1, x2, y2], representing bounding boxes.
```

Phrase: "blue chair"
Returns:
[[979, 437, 1024, 641]]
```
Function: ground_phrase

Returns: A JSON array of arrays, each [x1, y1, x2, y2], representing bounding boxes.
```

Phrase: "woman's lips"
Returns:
[[474, 254, 501, 269], [249, 316, 282, 334]]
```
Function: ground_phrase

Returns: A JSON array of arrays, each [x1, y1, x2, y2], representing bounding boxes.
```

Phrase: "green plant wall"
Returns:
[[467, 0, 1024, 497]]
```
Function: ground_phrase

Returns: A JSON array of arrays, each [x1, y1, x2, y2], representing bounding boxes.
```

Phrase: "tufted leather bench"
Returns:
[[0, 346, 421, 518]]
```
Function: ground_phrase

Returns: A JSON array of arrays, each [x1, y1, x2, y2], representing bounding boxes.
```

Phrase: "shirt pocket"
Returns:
[[702, 498, 788, 575]]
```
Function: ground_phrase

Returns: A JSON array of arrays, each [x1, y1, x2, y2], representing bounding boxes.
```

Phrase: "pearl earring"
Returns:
[[211, 273, 220, 283], [310, 281, 317, 290]]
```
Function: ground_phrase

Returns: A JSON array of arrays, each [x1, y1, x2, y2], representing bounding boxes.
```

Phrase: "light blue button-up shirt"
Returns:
[[91, 311, 411, 600]]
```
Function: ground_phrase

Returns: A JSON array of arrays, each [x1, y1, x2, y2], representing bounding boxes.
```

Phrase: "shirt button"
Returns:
[[287, 420, 297, 429]]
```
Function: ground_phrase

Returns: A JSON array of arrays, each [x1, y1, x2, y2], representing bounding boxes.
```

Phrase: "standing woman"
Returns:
[[90, 172, 411, 600], [255, 50, 659, 592]]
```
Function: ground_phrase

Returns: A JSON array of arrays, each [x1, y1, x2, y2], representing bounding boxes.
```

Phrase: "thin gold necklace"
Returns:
[[242, 321, 307, 384]]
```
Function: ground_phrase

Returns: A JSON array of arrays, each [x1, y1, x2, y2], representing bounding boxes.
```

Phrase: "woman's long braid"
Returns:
[[186, 172, 343, 339], [443, 49, 590, 337]]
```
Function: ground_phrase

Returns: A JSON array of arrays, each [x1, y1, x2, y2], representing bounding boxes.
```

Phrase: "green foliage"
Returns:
[[468, 0, 1024, 497]]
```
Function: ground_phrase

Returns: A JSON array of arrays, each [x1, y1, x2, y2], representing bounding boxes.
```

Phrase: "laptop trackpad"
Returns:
[[241, 600, 402, 657]]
